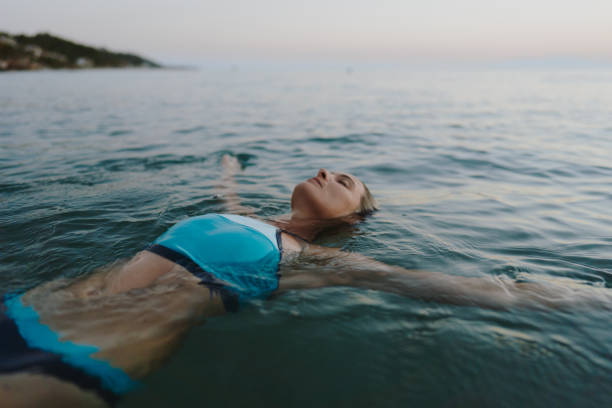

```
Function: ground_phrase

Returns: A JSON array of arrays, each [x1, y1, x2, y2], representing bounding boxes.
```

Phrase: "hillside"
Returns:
[[0, 32, 161, 70]]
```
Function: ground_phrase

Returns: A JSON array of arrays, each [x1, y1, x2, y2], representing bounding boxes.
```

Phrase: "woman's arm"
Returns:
[[278, 245, 612, 310], [217, 154, 255, 215]]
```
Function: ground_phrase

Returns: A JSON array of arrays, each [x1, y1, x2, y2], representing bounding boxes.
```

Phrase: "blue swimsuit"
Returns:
[[1, 294, 137, 405], [1, 213, 281, 404], [147, 213, 283, 311]]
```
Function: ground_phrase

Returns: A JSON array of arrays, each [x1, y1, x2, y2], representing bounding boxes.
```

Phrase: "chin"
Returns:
[[291, 182, 325, 218]]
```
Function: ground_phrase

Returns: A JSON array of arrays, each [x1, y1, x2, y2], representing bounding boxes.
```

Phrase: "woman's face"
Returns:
[[291, 169, 365, 219]]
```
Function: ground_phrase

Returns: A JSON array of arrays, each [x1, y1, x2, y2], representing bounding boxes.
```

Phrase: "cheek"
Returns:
[[338, 192, 360, 215], [321, 187, 358, 218], [292, 183, 360, 218]]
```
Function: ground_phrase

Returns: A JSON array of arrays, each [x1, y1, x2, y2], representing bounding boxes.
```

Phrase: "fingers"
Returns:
[[221, 154, 241, 172]]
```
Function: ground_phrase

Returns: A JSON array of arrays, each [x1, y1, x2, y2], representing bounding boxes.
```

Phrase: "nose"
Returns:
[[317, 168, 330, 180]]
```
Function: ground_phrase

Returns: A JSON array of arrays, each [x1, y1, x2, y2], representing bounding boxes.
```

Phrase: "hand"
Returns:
[[218, 154, 254, 215], [221, 154, 241, 175]]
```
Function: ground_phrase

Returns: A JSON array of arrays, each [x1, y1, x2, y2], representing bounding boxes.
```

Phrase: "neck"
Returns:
[[268, 213, 332, 242]]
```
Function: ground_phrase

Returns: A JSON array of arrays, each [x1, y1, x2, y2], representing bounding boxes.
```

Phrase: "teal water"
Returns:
[[1, 67, 612, 407]]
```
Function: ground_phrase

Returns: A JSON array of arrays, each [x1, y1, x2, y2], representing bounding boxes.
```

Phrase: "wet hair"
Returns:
[[357, 182, 378, 216]]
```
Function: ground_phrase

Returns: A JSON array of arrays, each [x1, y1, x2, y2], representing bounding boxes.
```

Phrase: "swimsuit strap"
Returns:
[[279, 229, 312, 244]]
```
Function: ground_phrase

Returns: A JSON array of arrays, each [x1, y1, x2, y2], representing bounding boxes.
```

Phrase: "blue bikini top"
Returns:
[[153, 214, 282, 301]]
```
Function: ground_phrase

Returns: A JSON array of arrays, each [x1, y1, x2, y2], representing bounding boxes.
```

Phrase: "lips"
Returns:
[[309, 177, 322, 188]]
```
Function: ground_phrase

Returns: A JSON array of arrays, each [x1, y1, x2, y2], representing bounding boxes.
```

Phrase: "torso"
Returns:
[[6, 215, 309, 403], [93, 228, 304, 297], [113, 229, 305, 294], [17, 216, 307, 381]]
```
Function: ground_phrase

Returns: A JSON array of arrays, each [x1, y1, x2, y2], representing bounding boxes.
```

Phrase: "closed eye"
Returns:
[[333, 172, 354, 189], [338, 177, 352, 189]]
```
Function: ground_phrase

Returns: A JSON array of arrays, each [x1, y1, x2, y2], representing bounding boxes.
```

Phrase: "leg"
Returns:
[[0, 373, 108, 408]]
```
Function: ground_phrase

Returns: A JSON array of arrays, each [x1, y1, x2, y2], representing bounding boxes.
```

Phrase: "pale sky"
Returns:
[[2, 0, 611, 65]]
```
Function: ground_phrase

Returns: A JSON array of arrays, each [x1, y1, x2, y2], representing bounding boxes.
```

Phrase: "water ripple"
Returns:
[[3, 68, 612, 407]]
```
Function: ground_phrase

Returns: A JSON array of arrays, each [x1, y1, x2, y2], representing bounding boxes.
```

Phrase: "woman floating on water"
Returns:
[[1, 155, 610, 407]]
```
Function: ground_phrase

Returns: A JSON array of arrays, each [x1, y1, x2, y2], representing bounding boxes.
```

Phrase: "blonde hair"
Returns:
[[358, 182, 378, 215]]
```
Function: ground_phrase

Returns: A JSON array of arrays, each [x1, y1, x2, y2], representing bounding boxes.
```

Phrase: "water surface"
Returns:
[[1, 67, 612, 407]]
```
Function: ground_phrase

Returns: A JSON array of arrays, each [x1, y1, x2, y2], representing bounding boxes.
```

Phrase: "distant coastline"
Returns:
[[0, 32, 161, 71]]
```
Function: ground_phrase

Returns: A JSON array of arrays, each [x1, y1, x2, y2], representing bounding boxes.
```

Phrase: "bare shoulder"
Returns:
[[279, 231, 306, 254]]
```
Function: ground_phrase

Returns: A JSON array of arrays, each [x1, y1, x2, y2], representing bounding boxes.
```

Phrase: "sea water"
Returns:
[[1, 66, 611, 407]]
